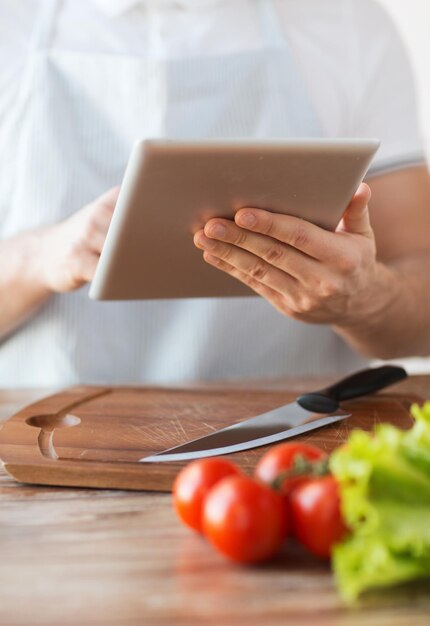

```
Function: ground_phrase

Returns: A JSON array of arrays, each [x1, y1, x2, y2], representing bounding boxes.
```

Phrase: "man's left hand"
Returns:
[[193, 183, 387, 325]]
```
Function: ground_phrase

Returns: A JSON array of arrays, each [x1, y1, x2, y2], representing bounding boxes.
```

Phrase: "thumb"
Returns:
[[337, 183, 372, 236], [96, 185, 121, 211]]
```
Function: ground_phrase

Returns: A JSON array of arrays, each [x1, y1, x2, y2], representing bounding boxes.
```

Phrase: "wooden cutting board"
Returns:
[[0, 385, 419, 492]]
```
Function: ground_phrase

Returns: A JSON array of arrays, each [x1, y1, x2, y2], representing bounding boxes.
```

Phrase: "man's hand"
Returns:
[[0, 186, 119, 340], [40, 186, 119, 293], [193, 183, 391, 326]]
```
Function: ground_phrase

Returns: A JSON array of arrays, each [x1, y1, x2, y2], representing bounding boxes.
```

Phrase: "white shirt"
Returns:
[[0, 0, 426, 388], [0, 0, 425, 174]]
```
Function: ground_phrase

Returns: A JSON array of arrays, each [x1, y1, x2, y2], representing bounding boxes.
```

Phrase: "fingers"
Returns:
[[74, 249, 100, 284], [76, 186, 119, 263], [223, 183, 372, 260], [195, 231, 299, 300], [45, 186, 119, 293], [49, 235, 101, 293], [203, 252, 296, 316], [96, 185, 121, 210], [200, 219, 319, 284], [88, 203, 114, 251], [78, 188, 119, 253], [86, 227, 108, 254], [88, 187, 119, 228], [232, 207, 338, 261], [192, 183, 376, 324], [78, 208, 110, 254], [337, 183, 372, 236]]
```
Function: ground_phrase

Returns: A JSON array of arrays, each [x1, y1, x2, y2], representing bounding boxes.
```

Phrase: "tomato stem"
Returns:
[[271, 455, 330, 491]]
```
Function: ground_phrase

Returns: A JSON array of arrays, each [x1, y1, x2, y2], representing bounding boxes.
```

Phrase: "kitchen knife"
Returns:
[[140, 365, 407, 463]]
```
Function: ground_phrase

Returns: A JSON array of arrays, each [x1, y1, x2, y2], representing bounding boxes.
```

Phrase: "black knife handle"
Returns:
[[297, 365, 407, 414]]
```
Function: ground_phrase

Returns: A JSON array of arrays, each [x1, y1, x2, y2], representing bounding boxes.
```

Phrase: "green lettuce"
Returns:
[[329, 402, 430, 602]]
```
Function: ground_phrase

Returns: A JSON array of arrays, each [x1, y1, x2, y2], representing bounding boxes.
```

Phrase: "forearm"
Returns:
[[334, 254, 430, 359], [0, 230, 52, 341]]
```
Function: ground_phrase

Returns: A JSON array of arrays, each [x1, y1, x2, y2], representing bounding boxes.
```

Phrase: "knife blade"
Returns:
[[140, 365, 407, 463]]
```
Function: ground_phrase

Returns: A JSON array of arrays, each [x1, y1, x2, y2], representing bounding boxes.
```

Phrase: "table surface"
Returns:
[[1, 377, 430, 626]]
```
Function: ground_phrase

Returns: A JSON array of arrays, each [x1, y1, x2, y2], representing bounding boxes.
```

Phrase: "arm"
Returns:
[[0, 229, 52, 342], [335, 165, 430, 358], [0, 187, 118, 342], [193, 165, 430, 360]]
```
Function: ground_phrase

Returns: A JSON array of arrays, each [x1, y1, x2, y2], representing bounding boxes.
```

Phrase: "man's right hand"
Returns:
[[40, 186, 119, 293], [0, 186, 120, 340]]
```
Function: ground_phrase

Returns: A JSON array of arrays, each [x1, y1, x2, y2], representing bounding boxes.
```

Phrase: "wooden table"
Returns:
[[1, 377, 430, 626]]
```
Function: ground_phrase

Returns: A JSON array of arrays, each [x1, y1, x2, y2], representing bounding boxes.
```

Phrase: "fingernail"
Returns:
[[237, 212, 256, 227], [197, 234, 215, 249], [207, 223, 227, 238]]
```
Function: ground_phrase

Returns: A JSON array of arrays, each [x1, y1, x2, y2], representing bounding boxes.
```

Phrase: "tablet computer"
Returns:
[[89, 138, 379, 300]]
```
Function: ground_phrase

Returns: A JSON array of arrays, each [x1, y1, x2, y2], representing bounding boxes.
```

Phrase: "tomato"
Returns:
[[289, 475, 348, 559], [255, 442, 327, 496], [202, 475, 287, 563], [173, 458, 241, 533]]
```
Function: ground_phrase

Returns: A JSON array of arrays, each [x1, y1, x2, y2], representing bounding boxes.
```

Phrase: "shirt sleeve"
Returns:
[[349, 0, 426, 176]]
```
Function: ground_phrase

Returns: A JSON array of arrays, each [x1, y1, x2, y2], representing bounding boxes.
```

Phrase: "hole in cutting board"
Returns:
[[26, 414, 81, 460], [26, 414, 81, 431]]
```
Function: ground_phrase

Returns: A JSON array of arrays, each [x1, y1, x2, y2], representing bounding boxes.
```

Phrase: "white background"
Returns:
[[376, 0, 430, 372], [378, 0, 430, 157]]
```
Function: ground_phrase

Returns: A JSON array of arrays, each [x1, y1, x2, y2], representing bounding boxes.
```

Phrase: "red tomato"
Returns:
[[173, 458, 241, 533], [255, 442, 327, 495], [290, 475, 348, 559], [202, 475, 287, 563]]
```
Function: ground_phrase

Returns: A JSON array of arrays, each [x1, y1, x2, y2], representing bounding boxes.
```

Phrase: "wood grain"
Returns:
[[0, 378, 429, 626], [0, 384, 418, 491]]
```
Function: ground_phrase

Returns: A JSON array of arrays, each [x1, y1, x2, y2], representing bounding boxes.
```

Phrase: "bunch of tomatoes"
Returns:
[[173, 442, 348, 563]]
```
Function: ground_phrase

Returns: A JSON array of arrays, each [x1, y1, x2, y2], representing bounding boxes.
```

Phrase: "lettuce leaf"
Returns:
[[329, 402, 430, 602]]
